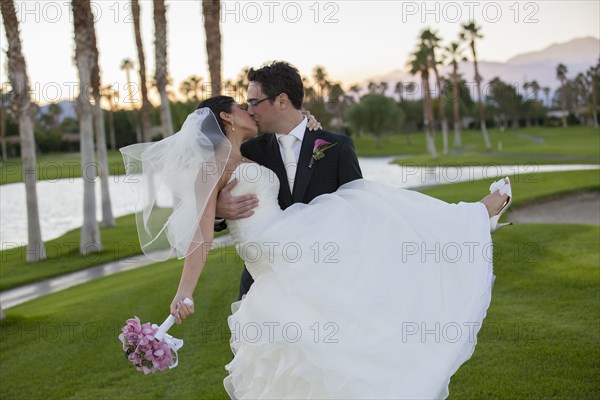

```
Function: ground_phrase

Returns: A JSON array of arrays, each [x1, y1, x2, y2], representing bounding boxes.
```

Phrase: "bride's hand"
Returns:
[[170, 294, 194, 325], [303, 110, 322, 131]]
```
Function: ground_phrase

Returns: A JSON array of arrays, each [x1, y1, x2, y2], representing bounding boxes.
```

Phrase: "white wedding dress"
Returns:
[[223, 162, 495, 400]]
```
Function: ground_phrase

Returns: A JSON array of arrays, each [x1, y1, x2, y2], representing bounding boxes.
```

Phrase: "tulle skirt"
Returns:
[[224, 179, 494, 399]]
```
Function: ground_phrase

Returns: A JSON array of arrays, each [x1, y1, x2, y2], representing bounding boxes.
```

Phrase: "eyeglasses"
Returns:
[[247, 97, 272, 108]]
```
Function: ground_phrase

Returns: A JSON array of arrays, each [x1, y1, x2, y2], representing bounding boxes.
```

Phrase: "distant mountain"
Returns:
[[506, 36, 599, 65], [359, 36, 600, 97]]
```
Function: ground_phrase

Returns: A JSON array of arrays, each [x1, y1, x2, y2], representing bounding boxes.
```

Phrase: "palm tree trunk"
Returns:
[[2, 0, 46, 261], [452, 65, 462, 148], [591, 75, 598, 129], [203, 0, 222, 95], [473, 49, 492, 150], [0, 103, 7, 160], [108, 100, 117, 150], [432, 65, 448, 154], [132, 0, 153, 141], [560, 78, 568, 128], [124, 67, 142, 142], [154, 0, 174, 137], [422, 74, 437, 158], [20, 109, 47, 260], [72, 0, 102, 255], [93, 102, 115, 226], [89, 6, 115, 228]]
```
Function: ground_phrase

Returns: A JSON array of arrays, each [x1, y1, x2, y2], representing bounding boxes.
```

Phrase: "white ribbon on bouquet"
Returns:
[[152, 297, 193, 369]]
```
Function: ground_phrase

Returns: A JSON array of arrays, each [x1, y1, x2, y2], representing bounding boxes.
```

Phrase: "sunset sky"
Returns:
[[1, 0, 599, 105]]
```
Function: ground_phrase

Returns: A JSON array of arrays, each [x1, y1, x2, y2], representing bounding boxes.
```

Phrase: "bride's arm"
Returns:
[[169, 185, 220, 325]]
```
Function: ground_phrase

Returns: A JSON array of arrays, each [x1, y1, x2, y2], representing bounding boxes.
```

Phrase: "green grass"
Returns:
[[0, 150, 126, 185], [448, 224, 600, 398], [0, 214, 228, 291], [420, 169, 600, 208], [1, 223, 598, 399], [390, 126, 600, 166], [352, 125, 599, 163], [0, 248, 242, 400], [0, 214, 140, 291]]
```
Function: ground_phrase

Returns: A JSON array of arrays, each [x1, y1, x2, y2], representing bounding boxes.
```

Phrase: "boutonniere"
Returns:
[[309, 139, 337, 169]]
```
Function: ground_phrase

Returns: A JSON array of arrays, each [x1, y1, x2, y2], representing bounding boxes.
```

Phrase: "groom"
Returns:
[[216, 61, 363, 300]]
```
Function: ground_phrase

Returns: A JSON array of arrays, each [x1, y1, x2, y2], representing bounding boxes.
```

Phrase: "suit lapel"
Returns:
[[265, 134, 293, 206], [292, 129, 317, 203]]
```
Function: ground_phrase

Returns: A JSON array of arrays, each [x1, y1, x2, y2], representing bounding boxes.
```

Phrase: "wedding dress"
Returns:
[[121, 109, 495, 399], [223, 162, 494, 400]]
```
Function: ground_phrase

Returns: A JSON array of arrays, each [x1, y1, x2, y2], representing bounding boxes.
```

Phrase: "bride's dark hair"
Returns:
[[197, 96, 236, 134]]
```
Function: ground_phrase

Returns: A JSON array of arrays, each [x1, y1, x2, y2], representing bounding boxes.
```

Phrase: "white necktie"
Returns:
[[278, 134, 297, 193]]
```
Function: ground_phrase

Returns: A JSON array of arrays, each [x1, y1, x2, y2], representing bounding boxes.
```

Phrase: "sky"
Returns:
[[0, 0, 599, 106]]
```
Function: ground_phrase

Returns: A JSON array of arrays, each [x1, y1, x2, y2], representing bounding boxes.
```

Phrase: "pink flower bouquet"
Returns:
[[119, 298, 192, 374], [118, 317, 173, 374]]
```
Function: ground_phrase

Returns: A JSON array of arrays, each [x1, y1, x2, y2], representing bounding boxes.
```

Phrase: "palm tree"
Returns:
[[394, 82, 404, 102], [349, 84, 361, 102], [379, 81, 388, 95], [421, 28, 448, 154], [542, 86, 551, 107], [303, 76, 315, 105], [0, 86, 9, 160], [89, 7, 115, 228], [409, 43, 437, 158], [445, 41, 466, 147], [120, 58, 135, 102], [313, 66, 331, 98], [132, 0, 153, 141], [235, 67, 250, 102], [153, 0, 174, 137], [328, 82, 348, 131], [1, 0, 46, 261], [47, 103, 62, 132], [524, 80, 541, 126], [556, 63, 569, 128], [72, 0, 102, 255], [203, 0, 222, 95], [367, 81, 379, 94], [528, 80, 541, 101], [587, 63, 599, 129], [179, 78, 195, 101], [179, 75, 204, 102], [223, 79, 234, 96], [574, 73, 589, 124], [460, 21, 491, 150], [101, 85, 118, 149], [120, 58, 141, 142]]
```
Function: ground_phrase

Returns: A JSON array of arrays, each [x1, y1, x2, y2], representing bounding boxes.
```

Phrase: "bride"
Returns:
[[120, 97, 512, 399]]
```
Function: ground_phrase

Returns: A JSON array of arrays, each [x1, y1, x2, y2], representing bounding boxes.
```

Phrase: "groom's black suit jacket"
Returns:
[[236, 128, 363, 299]]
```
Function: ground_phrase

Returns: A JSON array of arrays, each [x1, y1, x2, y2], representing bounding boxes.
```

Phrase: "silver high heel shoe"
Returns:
[[489, 177, 513, 233]]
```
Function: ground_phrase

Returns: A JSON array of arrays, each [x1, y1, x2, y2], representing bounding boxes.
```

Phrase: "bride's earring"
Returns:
[[231, 120, 236, 132]]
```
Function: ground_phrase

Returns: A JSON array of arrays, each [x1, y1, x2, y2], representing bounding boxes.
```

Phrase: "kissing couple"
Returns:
[[121, 61, 512, 399]]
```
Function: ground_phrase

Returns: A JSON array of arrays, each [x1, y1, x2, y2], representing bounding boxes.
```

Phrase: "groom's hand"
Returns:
[[216, 179, 259, 220]]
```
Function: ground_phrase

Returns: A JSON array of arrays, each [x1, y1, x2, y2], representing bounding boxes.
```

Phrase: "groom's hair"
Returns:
[[248, 61, 304, 110], [197, 96, 235, 134]]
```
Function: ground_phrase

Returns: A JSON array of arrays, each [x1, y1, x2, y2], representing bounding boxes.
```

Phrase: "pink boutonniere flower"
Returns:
[[309, 139, 337, 169]]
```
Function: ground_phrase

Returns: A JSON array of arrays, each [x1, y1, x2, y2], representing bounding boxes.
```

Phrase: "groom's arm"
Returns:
[[214, 139, 261, 228], [337, 137, 363, 186]]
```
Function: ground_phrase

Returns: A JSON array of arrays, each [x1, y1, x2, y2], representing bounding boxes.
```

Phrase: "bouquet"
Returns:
[[119, 298, 192, 374]]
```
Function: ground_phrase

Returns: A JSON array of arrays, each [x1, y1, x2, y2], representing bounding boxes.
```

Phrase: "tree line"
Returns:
[[0, 0, 222, 263]]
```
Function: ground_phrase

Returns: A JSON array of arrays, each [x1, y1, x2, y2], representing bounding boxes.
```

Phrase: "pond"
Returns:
[[1, 158, 598, 246]]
